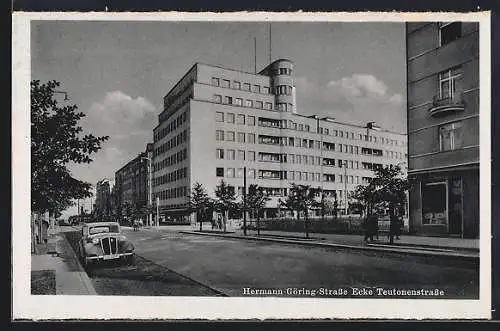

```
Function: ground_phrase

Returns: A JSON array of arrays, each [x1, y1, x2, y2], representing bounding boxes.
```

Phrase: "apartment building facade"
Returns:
[[95, 179, 111, 217], [114, 143, 154, 216], [153, 59, 408, 221], [406, 22, 479, 238]]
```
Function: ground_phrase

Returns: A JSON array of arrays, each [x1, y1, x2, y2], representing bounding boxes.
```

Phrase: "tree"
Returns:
[[280, 183, 320, 238], [188, 182, 213, 232], [244, 184, 271, 236], [214, 180, 237, 232], [31, 80, 108, 217], [353, 165, 409, 217]]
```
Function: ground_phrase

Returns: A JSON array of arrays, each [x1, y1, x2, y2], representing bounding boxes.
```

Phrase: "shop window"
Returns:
[[422, 182, 447, 225]]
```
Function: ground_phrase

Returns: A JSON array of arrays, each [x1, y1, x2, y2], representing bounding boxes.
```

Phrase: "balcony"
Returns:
[[429, 92, 465, 117]]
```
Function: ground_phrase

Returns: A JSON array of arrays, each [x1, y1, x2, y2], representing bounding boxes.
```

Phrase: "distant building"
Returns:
[[406, 22, 479, 238], [152, 60, 407, 222], [95, 179, 111, 218], [114, 143, 154, 217]]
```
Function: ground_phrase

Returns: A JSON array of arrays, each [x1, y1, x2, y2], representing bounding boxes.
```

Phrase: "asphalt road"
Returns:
[[120, 226, 479, 299], [64, 230, 223, 296]]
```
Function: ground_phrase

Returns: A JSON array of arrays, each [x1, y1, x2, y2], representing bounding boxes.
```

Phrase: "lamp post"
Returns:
[[140, 156, 153, 227], [344, 160, 348, 215]]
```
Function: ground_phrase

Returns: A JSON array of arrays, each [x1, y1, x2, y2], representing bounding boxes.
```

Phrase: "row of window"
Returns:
[[154, 130, 188, 157], [154, 167, 188, 187], [214, 130, 406, 160], [155, 111, 189, 142], [215, 111, 406, 146], [155, 186, 189, 201], [153, 148, 188, 172], [212, 77, 271, 94], [213, 94, 293, 112], [214, 166, 371, 184]]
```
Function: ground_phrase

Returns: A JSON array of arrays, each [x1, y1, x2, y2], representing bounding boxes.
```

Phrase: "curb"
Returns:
[[56, 233, 98, 296], [180, 231, 479, 262]]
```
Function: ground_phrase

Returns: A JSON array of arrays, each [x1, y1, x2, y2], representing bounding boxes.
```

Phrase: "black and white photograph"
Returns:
[[12, 11, 491, 320]]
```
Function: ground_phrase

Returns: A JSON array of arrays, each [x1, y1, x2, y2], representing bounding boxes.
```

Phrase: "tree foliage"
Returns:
[[353, 165, 409, 216], [31, 80, 109, 214], [188, 182, 213, 231], [214, 180, 237, 232], [244, 184, 270, 235], [279, 183, 320, 238]]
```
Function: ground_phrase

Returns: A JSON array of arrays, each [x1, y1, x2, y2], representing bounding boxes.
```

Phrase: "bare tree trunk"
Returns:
[[257, 212, 261, 236]]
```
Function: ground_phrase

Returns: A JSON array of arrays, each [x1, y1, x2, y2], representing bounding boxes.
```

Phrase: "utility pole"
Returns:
[[156, 196, 160, 228], [344, 161, 348, 215], [243, 166, 247, 236]]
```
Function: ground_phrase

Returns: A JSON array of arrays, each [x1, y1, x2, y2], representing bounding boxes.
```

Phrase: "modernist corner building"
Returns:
[[406, 22, 479, 238], [152, 59, 408, 221]]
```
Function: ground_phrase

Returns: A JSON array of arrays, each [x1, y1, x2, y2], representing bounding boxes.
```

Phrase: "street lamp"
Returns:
[[343, 160, 348, 215]]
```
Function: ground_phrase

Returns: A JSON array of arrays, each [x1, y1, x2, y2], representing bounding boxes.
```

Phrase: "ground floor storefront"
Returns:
[[409, 166, 479, 238]]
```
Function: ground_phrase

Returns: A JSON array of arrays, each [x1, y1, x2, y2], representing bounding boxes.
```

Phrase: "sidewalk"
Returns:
[[31, 227, 97, 295], [179, 228, 479, 261]]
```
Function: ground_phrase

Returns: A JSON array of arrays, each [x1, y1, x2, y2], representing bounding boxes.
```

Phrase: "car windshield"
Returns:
[[88, 225, 119, 235]]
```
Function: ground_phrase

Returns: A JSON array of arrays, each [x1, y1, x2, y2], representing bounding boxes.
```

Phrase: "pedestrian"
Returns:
[[363, 214, 375, 242], [389, 210, 399, 244], [41, 219, 49, 244]]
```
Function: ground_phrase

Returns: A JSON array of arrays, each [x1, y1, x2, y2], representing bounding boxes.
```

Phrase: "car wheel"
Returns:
[[125, 254, 135, 266]]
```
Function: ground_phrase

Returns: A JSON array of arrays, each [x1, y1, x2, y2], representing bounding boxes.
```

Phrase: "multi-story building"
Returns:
[[153, 59, 408, 222], [95, 179, 111, 217], [115, 143, 154, 216], [406, 22, 479, 238]]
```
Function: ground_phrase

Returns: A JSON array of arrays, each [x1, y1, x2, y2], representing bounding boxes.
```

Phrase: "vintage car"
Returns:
[[78, 221, 135, 269]]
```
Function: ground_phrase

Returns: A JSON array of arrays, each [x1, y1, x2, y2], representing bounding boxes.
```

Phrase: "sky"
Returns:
[[31, 20, 407, 217]]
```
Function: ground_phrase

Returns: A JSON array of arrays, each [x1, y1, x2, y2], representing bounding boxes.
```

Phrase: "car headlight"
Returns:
[[92, 238, 99, 244], [118, 235, 126, 241]]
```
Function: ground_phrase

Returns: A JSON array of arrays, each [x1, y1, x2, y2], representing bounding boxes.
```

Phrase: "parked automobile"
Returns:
[[77, 221, 135, 269]]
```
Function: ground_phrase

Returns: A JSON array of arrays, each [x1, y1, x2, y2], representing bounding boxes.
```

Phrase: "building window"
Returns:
[[222, 79, 230, 88], [263, 86, 270, 94], [216, 111, 224, 122], [216, 167, 224, 177], [212, 77, 220, 86], [237, 114, 245, 124], [248, 151, 255, 161], [227, 168, 235, 178], [237, 168, 244, 178], [439, 22, 462, 46], [237, 132, 246, 143], [439, 121, 463, 151], [252, 85, 261, 93], [213, 94, 222, 103], [243, 83, 251, 91], [216, 149, 224, 159], [227, 149, 235, 160], [248, 169, 256, 179], [235, 98, 243, 106], [224, 96, 233, 105], [216, 130, 224, 141], [233, 81, 241, 89], [256, 101, 263, 109], [227, 112, 235, 123], [439, 66, 463, 100], [247, 133, 255, 144], [265, 102, 273, 110], [245, 99, 253, 108], [247, 116, 255, 126], [238, 150, 245, 160]]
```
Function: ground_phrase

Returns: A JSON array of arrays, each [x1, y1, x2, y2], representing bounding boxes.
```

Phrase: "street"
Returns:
[[66, 226, 479, 298]]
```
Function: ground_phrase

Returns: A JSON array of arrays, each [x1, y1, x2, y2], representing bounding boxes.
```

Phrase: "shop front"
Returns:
[[409, 168, 478, 238]]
